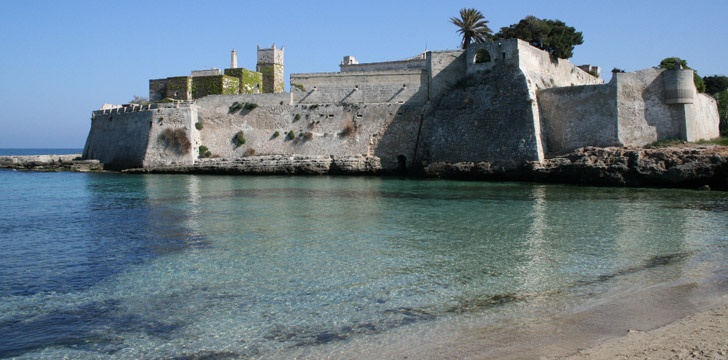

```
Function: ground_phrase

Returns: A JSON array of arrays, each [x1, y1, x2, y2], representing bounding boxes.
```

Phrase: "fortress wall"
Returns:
[[538, 83, 619, 155], [423, 41, 606, 167], [427, 50, 466, 101], [517, 40, 603, 91], [289, 70, 427, 105], [196, 93, 291, 107], [83, 105, 198, 169], [517, 40, 604, 159], [423, 62, 541, 168], [143, 105, 199, 167], [685, 93, 720, 141], [615, 68, 682, 145], [194, 100, 420, 171], [83, 109, 153, 169]]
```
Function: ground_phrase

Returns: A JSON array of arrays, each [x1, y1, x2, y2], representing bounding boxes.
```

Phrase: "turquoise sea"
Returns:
[[1, 160, 727, 358]]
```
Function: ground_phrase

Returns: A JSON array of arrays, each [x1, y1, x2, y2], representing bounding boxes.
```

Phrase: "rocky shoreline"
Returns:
[[3, 146, 727, 190], [0, 154, 102, 172], [425, 145, 728, 190]]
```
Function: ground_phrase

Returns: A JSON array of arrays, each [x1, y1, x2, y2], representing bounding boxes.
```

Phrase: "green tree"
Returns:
[[494, 16, 583, 59], [450, 8, 492, 49], [717, 90, 728, 136], [658, 57, 706, 93], [704, 75, 728, 95]]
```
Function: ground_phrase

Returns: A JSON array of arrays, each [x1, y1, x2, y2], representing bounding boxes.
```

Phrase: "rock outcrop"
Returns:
[[123, 155, 383, 175], [0, 154, 103, 172], [423, 145, 728, 190]]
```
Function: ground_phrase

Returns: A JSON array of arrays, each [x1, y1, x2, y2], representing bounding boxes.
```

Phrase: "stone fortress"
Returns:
[[83, 40, 720, 174]]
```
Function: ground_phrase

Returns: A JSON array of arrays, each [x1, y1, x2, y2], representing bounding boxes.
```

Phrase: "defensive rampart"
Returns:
[[83, 103, 199, 169], [83, 39, 720, 173], [538, 68, 720, 154], [420, 39, 603, 168]]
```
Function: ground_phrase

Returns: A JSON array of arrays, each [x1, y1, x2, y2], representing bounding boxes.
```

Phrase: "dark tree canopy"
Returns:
[[450, 8, 493, 49], [493, 16, 583, 59], [658, 57, 706, 93], [716, 90, 728, 137], [704, 75, 728, 95]]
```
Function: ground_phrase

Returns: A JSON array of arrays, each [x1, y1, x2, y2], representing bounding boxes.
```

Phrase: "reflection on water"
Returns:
[[0, 172, 726, 358]]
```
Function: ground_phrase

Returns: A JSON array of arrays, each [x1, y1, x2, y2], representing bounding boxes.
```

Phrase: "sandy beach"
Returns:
[[562, 302, 728, 360]]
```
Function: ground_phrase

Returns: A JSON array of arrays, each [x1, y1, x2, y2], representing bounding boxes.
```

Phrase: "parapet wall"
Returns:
[[290, 70, 428, 105], [340, 55, 426, 73]]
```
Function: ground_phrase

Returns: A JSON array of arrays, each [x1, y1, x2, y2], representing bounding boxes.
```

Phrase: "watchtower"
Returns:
[[257, 44, 285, 93]]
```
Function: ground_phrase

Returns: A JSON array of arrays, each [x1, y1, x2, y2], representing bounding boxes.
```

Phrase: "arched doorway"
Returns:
[[397, 155, 408, 175]]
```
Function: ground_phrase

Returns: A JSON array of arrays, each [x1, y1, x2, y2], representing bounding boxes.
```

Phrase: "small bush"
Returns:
[[159, 128, 191, 154], [244, 102, 259, 110], [294, 114, 301, 122], [286, 131, 295, 140], [198, 145, 212, 158], [243, 148, 256, 157], [272, 131, 280, 138], [234, 131, 246, 147], [229, 102, 243, 113], [195, 122, 203, 130], [303, 132, 314, 141]]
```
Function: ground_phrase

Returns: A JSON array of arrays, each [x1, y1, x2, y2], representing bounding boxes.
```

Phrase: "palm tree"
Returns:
[[450, 8, 492, 49]]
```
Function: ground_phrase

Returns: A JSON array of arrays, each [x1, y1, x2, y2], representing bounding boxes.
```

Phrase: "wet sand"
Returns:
[[562, 302, 728, 359], [278, 278, 728, 359]]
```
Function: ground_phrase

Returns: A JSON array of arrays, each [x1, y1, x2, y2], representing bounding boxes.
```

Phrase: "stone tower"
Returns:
[[256, 44, 285, 93], [231, 49, 238, 69]]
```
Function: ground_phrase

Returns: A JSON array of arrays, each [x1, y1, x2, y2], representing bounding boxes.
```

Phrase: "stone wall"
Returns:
[[340, 55, 426, 73], [290, 70, 427, 105], [83, 104, 198, 169], [191, 99, 420, 171], [421, 39, 605, 168], [538, 83, 619, 155], [686, 94, 720, 141], [539, 67, 720, 154]]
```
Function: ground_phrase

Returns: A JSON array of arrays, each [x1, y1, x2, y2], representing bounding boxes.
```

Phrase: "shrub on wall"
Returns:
[[159, 128, 191, 154], [233, 131, 246, 148], [195, 122, 203, 130], [229, 102, 243, 113], [244, 103, 259, 110], [198, 145, 212, 158]]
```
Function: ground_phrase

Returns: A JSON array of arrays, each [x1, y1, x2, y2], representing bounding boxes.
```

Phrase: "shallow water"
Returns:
[[0, 172, 726, 358]]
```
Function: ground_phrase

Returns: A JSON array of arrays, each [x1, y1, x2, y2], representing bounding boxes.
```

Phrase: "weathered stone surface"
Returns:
[[424, 146, 728, 190], [124, 155, 383, 175], [0, 154, 103, 172]]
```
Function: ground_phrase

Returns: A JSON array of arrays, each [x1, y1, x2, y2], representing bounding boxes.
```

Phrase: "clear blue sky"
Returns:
[[1, 0, 726, 148]]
